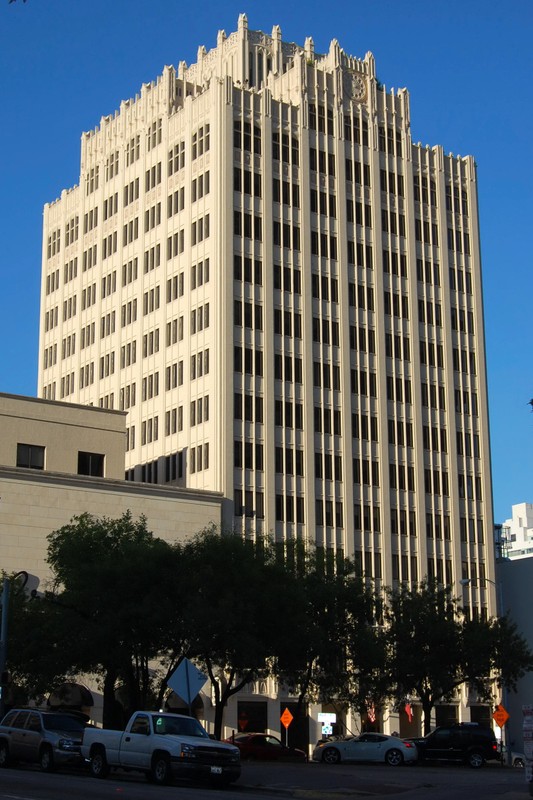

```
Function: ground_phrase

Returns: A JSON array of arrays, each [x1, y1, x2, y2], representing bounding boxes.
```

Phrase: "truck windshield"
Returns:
[[151, 715, 209, 738]]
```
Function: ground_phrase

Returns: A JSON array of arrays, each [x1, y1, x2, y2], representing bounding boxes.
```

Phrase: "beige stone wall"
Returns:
[[0, 393, 126, 479], [0, 466, 222, 586]]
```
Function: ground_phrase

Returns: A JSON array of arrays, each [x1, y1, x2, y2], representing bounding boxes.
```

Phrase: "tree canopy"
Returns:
[[384, 579, 533, 734], [5, 515, 533, 737]]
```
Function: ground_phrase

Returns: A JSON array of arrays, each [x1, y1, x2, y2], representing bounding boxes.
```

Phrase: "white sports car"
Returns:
[[312, 733, 418, 766]]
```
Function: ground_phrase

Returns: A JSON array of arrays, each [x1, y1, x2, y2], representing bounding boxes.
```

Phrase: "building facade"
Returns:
[[0, 392, 222, 580], [38, 15, 495, 620], [496, 503, 533, 560]]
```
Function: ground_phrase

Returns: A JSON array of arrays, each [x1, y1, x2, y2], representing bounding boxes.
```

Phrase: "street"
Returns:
[[0, 761, 530, 800]]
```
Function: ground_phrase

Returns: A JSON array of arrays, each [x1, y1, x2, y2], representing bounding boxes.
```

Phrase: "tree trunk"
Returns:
[[421, 697, 433, 736], [102, 667, 121, 729], [213, 697, 225, 741]]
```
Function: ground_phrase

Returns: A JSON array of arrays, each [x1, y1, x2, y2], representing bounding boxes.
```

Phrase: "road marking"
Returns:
[[3, 795, 35, 800], [2, 794, 32, 800]]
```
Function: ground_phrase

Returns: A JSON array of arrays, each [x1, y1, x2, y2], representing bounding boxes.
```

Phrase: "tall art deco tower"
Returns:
[[39, 15, 495, 616]]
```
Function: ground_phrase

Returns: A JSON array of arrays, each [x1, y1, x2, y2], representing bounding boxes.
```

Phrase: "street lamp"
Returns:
[[459, 576, 509, 765]]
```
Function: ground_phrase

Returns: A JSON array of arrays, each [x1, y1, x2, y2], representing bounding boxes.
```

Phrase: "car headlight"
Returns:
[[180, 743, 198, 758], [58, 738, 78, 751]]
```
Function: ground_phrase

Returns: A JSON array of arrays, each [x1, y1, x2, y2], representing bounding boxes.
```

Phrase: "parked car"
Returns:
[[81, 711, 240, 787], [225, 732, 307, 762], [0, 708, 87, 772], [408, 723, 499, 768], [312, 732, 417, 766]]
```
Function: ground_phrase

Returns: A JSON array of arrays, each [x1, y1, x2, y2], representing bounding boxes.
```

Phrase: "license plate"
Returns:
[[210, 766, 222, 774]]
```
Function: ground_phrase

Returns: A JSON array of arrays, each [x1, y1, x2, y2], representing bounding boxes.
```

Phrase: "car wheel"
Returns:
[[514, 758, 525, 768], [0, 742, 10, 768], [151, 753, 171, 785], [90, 748, 110, 778], [385, 748, 404, 767], [467, 750, 484, 768], [39, 745, 55, 772], [322, 747, 341, 765]]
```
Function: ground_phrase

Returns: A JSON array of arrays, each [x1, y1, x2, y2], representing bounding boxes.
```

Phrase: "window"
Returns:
[[77, 451, 104, 477], [192, 124, 210, 159], [16, 443, 45, 470]]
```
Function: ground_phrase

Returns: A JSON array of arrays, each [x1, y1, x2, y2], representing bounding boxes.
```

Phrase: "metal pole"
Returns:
[[0, 578, 10, 719], [185, 661, 192, 717]]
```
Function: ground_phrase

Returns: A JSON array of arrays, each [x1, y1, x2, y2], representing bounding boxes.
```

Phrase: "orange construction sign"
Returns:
[[280, 708, 294, 729], [493, 704, 510, 728]]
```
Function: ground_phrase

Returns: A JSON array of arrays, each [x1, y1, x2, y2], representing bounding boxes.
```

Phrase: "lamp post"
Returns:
[[459, 576, 509, 764], [0, 571, 32, 720]]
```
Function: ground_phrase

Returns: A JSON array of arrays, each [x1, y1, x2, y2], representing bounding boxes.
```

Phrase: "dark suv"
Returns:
[[0, 709, 87, 772], [409, 723, 499, 768]]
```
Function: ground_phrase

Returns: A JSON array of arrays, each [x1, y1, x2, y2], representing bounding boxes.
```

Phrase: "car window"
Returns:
[[27, 713, 41, 732], [11, 711, 30, 729], [265, 736, 282, 747], [131, 715, 150, 735], [431, 729, 451, 742], [1, 711, 19, 727]]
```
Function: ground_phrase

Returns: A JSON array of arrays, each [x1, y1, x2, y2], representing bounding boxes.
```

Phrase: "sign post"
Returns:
[[493, 704, 510, 765], [280, 707, 294, 747]]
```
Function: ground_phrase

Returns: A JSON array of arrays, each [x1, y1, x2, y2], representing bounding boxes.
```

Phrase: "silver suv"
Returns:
[[0, 708, 87, 772]]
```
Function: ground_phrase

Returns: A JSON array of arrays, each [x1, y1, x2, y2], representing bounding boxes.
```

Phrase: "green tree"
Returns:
[[343, 586, 389, 726], [4, 572, 77, 705], [384, 580, 465, 735], [384, 580, 533, 734], [271, 546, 388, 737], [461, 613, 533, 701], [179, 528, 293, 740], [45, 511, 187, 727]]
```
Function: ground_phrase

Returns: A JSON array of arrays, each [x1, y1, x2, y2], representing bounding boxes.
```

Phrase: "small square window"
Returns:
[[78, 451, 105, 477], [16, 443, 45, 470]]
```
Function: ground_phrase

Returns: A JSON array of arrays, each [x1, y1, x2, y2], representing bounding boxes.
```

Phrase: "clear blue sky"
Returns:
[[0, 0, 531, 523]]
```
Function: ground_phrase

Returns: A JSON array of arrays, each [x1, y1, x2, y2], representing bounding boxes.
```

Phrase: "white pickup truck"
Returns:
[[80, 711, 241, 787]]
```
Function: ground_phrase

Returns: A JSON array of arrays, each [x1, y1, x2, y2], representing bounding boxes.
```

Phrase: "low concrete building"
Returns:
[[0, 392, 222, 584]]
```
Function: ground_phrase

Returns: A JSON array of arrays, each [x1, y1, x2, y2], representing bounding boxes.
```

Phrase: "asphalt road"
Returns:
[[0, 761, 530, 800]]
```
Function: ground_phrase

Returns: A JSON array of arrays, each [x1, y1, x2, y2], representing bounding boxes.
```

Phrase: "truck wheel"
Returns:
[[467, 750, 484, 769], [0, 742, 10, 768], [90, 748, 110, 778], [151, 753, 171, 785], [39, 745, 55, 772]]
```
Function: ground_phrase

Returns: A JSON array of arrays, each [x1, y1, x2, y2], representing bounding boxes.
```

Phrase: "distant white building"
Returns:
[[497, 503, 533, 560]]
